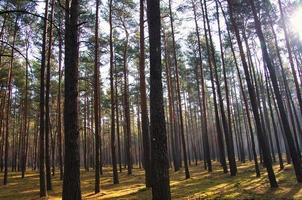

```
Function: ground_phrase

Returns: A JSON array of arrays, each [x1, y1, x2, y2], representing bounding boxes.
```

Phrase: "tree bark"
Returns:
[[45, 0, 55, 190], [39, 0, 49, 196], [94, 0, 101, 193], [109, 0, 119, 184], [147, 0, 171, 198], [139, 0, 151, 187], [62, 0, 82, 199]]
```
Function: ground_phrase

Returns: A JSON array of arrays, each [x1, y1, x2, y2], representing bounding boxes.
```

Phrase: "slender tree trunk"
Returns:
[[163, 31, 178, 171], [265, 71, 284, 170], [278, 0, 302, 120], [39, 0, 49, 196], [45, 0, 55, 190], [94, 0, 101, 193], [115, 64, 122, 173], [121, 23, 132, 175], [191, 0, 211, 171], [21, 33, 30, 178], [3, 16, 18, 185], [139, 0, 151, 187], [57, 12, 63, 180], [168, 0, 190, 179], [215, 0, 237, 176], [201, 0, 228, 173], [109, 0, 119, 184], [249, 0, 302, 183], [227, 0, 278, 187], [218, 1, 260, 176]]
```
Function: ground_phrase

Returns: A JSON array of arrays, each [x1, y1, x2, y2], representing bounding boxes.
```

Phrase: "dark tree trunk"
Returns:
[[121, 23, 132, 175], [62, 0, 82, 199], [147, 0, 171, 198], [45, 0, 55, 190], [21, 33, 30, 179], [94, 0, 101, 193], [109, 0, 119, 184], [39, 0, 49, 195], [57, 12, 63, 180]]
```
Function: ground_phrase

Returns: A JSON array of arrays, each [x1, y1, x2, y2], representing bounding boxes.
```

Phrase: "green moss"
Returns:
[[0, 162, 302, 199]]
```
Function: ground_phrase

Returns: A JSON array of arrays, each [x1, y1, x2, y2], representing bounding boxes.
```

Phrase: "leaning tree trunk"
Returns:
[[217, 1, 260, 176], [227, 0, 278, 188], [249, 0, 302, 183]]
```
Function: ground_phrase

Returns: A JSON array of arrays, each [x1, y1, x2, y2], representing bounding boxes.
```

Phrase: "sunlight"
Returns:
[[290, 6, 302, 39]]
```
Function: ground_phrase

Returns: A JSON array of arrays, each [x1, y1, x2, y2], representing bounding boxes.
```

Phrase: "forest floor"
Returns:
[[0, 161, 302, 199]]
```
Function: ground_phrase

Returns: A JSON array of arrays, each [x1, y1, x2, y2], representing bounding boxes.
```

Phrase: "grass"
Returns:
[[1, 161, 302, 199]]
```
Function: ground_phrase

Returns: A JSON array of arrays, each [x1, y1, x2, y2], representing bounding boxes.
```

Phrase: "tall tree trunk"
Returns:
[[227, 0, 278, 187], [3, 16, 18, 185], [147, 0, 171, 198], [163, 31, 179, 171], [191, 0, 211, 171], [115, 64, 122, 173], [168, 0, 190, 179], [94, 0, 101, 193], [39, 0, 49, 196], [57, 11, 63, 180], [62, 0, 82, 199], [109, 0, 119, 184], [201, 0, 228, 173], [121, 22, 132, 175], [278, 0, 302, 120], [215, 0, 237, 176], [265, 71, 284, 170], [21, 32, 30, 179], [139, 0, 151, 187], [249, 0, 302, 183], [45, 0, 55, 190], [218, 1, 260, 176]]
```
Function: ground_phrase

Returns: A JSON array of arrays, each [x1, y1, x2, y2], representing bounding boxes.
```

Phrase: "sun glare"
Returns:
[[290, 6, 302, 39]]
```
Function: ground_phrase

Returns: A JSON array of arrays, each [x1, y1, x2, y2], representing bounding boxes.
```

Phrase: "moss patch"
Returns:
[[1, 162, 302, 199]]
